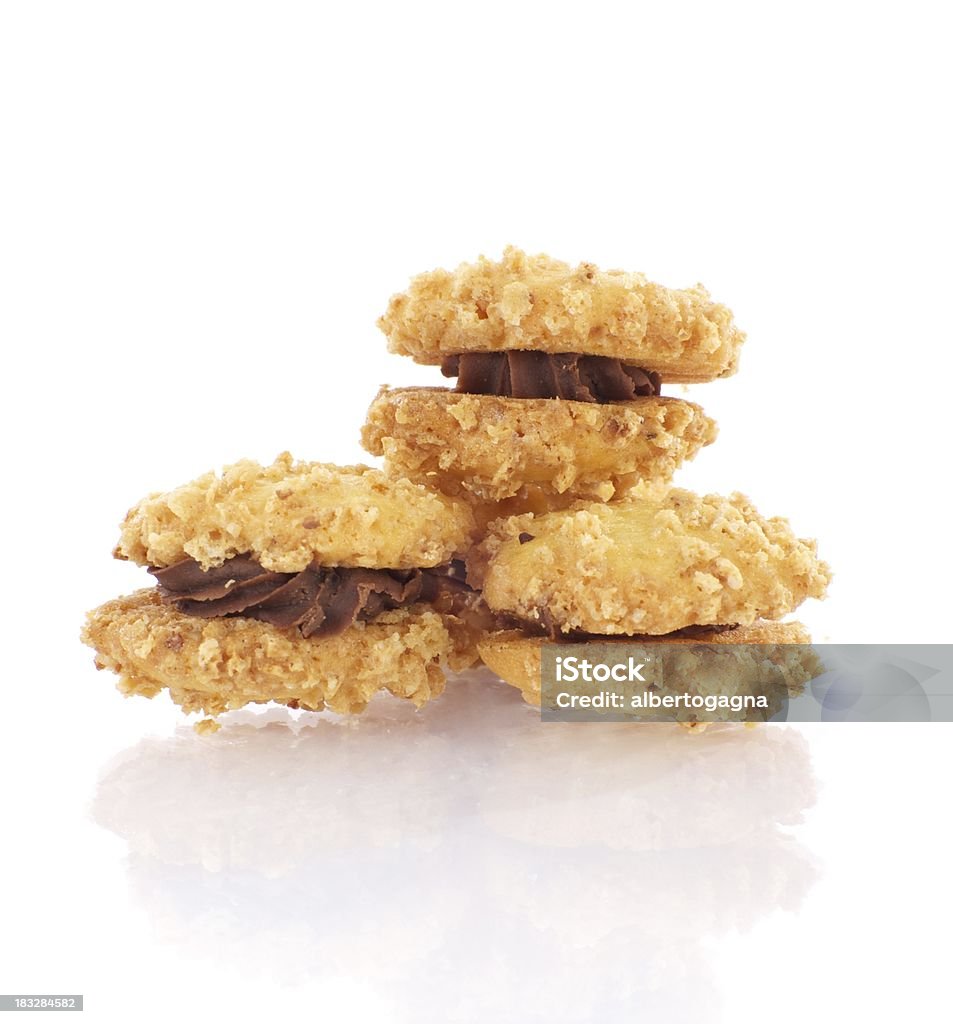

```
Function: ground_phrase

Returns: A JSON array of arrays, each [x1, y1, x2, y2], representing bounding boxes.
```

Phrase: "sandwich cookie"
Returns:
[[363, 247, 738, 501], [82, 454, 486, 719], [467, 490, 831, 705]]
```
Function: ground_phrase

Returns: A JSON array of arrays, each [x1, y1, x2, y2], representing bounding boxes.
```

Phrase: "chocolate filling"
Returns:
[[150, 555, 735, 645], [440, 351, 662, 402], [497, 611, 740, 643], [150, 555, 475, 639]]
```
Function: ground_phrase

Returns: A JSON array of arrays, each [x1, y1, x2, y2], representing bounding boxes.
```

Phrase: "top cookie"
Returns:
[[115, 453, 477, 572], [378, 247, 745, 383], [469, 490, 831, 635]]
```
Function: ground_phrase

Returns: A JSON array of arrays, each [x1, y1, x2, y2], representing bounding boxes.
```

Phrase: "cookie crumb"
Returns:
[[194, 717, 221, 735]]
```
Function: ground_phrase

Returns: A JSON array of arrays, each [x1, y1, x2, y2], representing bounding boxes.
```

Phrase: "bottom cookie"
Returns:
[[478, 622, 819, 715], [83, 589, 480, 718], [361, 386, 717, 502]]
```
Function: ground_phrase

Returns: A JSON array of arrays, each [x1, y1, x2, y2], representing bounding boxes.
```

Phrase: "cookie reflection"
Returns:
[[92, 670, 818, 1022]]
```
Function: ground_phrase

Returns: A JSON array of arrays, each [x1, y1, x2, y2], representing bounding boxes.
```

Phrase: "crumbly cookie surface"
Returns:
[[361, 387, 717, 502], [116, 452, 476, 572], [470, 491, 831, 635], [82, 589, 479, 717], [378, 247, 745, 382], [478, 621, 815, 706]]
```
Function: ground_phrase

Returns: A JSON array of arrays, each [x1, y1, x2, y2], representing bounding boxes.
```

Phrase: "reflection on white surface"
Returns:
[[92, 670, 818, 1023]]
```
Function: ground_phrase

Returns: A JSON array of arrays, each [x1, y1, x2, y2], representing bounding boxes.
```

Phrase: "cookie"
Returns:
[[469, 490, 831, 636], [361, 386, 716, 502], [378, 246, 745, 383], [85, 456, 490, 720], [477, 621, 817, 708], [83, 590, 478, 717], [116, 451, 476, 572]]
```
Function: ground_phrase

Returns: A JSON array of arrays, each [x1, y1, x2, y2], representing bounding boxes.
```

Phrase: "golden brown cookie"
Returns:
[[116, 452, 476, 572], [478, 621, 816, 707], [83, 589, 479, 717], [470, 491, 831, 635], [361, 386, 716, 502], [378, 246, 745, 382], [88, 454, 492, 722]]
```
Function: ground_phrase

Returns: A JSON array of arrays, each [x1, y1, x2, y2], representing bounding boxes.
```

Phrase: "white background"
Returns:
[[1, 2, 950, 1022]]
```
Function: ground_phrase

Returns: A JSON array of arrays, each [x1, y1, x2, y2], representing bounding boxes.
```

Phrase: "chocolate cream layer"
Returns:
[[497, 609, 739, 643], [150, 555, 475, 639], [440, 351, 662, 402]]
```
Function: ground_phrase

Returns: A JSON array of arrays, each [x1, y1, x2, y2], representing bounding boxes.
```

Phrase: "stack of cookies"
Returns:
[[83, 248, 830, 725], [364, 248, 830, 704]]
